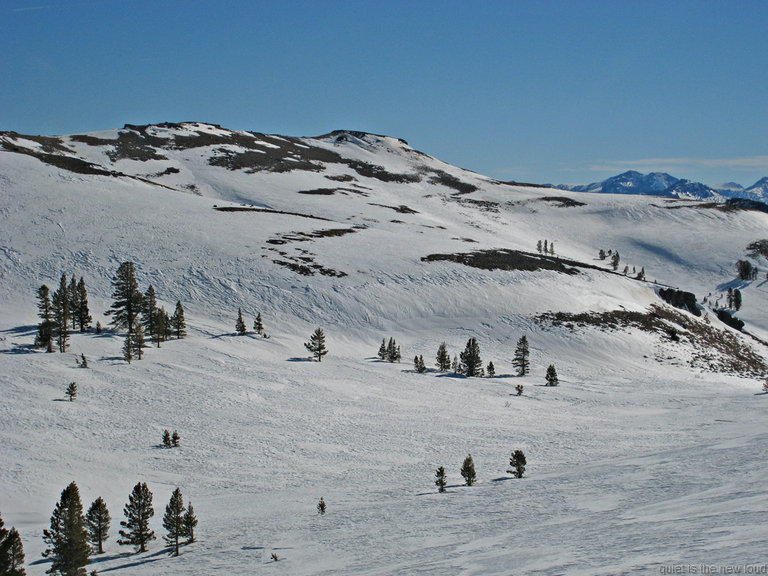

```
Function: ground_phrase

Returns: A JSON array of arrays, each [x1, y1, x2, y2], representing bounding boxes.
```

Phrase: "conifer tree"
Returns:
[[3, 527, 26, 576], [509, 450, 527, 478], [460, 454, 476, 486], [36, 285, 54, 350], [68, 277, 80, 331], [122, 333, 133, 364], [513, 336, 530, 376], [51, 275, 71, 353], [253, 313, 263, 336], [377, 338, 387, 360], [515, 384, 524, 396], [235, 309, 247, 335], [386, 337, 401, 362], [106, 262, 143, 334], [182, 504, 197, 544], [549, 241, 555, 255], [118, 482, 155, 553], [76, 278, 91, 333], [543, 239, 548, 254], [131, 322, 145, 360], [611, 252, 620, 271], [435, 466, 447, 493], [435, 342, 450, 371], [316, 497, 326, 515], [452, 355, 459, 373], [0, 511, 8, 568], [162, 430, 172, 448], [171, 301, 186, 339], [162, 489, 185, 557], [545, 364, 559, 386], [304, 328, 328, 362], [486, 361, 495, 377], [142, 285, 159, 343], [42, 481, 91, 576], [734, 289, 742, 311], [414, 355, 426, 373], [727, 288, 734, 309], [536, 240, 542, 253], [84, 498, 110, 555], [598, 249, 606, 260], [65, 382, 77, 402], [171, 431, 180, 447], [161, 308, 172, 342], [459, 338, 482, 377]]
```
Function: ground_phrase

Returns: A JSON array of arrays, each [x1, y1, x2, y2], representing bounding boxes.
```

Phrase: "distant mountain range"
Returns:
[[552, 170, 768, 203]]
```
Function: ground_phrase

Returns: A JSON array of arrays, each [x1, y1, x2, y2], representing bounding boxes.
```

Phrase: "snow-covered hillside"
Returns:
[[1, 123, 768, 574]]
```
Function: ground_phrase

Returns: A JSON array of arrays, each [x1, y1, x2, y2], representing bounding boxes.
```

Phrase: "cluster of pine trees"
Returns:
[[104, 262, 186, 363], [377, 337, 401, 363], [39, 480, 197, 574], [435, 450, 527, 492], [536, 239, 555, 255], [35, 274, 92, 353]]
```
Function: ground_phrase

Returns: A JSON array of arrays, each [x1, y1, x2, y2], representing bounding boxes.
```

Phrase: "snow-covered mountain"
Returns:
[[2, 123, 768, 575], [556, 170, 768, 203]]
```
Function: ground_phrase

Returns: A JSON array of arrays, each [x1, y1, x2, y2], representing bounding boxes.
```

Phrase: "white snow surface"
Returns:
[[1, 124, 768, 575]]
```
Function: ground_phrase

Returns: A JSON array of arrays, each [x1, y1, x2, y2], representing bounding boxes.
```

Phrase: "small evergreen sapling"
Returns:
[[235, 309, 247, 335], [377, 339, 387, 360], [486, 361, 495, 377], [171, 431, 180, 447], [162, 430, 172, 448], [435, 466, 447, 493], [509, 450, 527, 478], [304, 328, 328, 362], [460, 454, 476, 486], [414, 355, 426, 373], [66, 382, 77, 402], [253, 313, 263, 336], [515, 384, 524, 396], [545, 364, 559, 387], [317, 497, 326, 515]]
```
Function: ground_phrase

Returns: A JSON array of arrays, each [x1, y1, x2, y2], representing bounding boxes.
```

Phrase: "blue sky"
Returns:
[[2, 0, 767, 186]]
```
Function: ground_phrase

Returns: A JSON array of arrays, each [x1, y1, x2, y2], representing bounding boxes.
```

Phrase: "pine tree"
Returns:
[[414, 355, 426, 373], [598, 249, 606, 260], [451, 355, 459, 373], [131, 322, 145, 360], [545, 364, 559, 386], [734, 289, 742, 311], [181, 504, 197, 544], [377, 338, 387, 360], [68, 276, 80, 331], [317, 497, 326, 515], [142, 285, 159, 343], [543, 239, 548, 254], [1, 525, 26, 576], [513, 336, 530, 376], [84, 498, 110, 555], [727, 288, 734, 309], [118, 482, 155, 553], [36, 285, 54, 350], [52, 274, 71, 353], [486, 361, 495, 377], [42, 481, 91, 576], [161, 308, 172, 342], [536, 240, 542, 253], [106, 262, 143, 334], [434, 466, 447, 493], [386, 338, 401, 362], [253, 313, 263, 336], [459, 337, 482, 377], [304, 328, 328, 362], [171, 301, 186, 339], [76, 278, 91, 333], [65, 382, 77, 402], [171, 431, 180, 447], [611, 252, 620, 271], [509, 450, 527, 478], [162, 430, 172, 448], [515, 384, 524, 396], [435, 342, 450, 371], [235, 309, 247, 335], [122, 333, 133, 364], [162, 488, 185, 557], [636, 267, 645, 281], [460, 454, 476, 486]]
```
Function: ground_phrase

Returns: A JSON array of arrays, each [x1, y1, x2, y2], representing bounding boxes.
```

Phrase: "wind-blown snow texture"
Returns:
[[1, 123, 768, 575]]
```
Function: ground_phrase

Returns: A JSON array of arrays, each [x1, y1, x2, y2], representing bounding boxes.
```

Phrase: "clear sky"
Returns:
[[2, 0, 767, 187]]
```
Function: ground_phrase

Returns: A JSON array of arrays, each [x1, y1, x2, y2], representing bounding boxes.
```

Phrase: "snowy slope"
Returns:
[[1, 124, 768, 575]]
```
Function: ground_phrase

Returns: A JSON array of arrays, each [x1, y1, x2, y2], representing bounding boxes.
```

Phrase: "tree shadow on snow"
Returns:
[[0, 324, 37, 336], [0, 343, 38, 355], [491, 476, 516, 483], [99, 548, 169, 572], [287, 357, 314, 362]]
